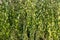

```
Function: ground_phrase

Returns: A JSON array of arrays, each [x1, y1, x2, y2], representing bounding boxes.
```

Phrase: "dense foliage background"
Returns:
[[0, 0, 60, 40]]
